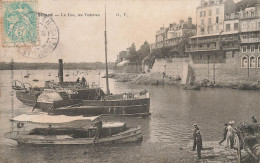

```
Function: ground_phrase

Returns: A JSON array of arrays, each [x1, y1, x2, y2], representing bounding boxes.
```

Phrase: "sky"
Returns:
[[0, 0, 241, 63]]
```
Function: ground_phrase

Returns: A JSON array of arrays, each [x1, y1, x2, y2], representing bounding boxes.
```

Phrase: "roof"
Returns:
[[191, 31, 239, 38], [117, 60, 129, 66], [11, 113, 98, 124]]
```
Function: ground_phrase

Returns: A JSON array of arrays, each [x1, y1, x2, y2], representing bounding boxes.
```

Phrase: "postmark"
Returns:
[[2, 1, 38, 47], [18, 13, 59, 58]]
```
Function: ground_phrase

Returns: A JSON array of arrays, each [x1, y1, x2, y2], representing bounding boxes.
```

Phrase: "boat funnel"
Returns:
[[58, 59, 63, 83]]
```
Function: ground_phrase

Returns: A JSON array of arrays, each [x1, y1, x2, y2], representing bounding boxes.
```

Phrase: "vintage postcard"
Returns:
[[1, 0, 260, 162]]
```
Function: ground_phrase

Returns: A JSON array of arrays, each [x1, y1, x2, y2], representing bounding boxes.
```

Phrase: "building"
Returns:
[[116, 51, 127, 63], [185, 0, 260, 82], [150, 17, 196, 57], [238, 5, 260, 69], [186, 0, 238, 64]]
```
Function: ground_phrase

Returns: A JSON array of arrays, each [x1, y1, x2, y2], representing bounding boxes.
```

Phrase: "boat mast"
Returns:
[[104, 5, 110, 95]]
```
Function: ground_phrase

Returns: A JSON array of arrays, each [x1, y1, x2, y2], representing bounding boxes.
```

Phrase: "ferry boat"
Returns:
[[4, 113, 143, 145]]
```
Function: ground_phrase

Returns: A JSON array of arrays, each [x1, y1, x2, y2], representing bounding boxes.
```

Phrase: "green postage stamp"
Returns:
[[2, 0, 38, 47]]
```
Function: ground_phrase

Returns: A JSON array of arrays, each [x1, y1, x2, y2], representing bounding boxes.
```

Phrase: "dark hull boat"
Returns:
[[37, 92, 150, 116], [183, 84, 201, 90], [40, 92, 150, 116]]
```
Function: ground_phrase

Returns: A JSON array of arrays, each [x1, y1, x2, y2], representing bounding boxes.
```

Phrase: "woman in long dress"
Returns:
[[226, 121, 235, 149]]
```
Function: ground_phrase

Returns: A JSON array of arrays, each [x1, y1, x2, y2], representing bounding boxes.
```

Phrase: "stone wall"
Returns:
[[151, 58, 190, 78], [191, 51, 260, 83], [149, 51, 260, 83]]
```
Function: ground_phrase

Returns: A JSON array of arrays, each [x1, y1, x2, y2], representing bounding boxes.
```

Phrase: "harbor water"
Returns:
[[1, 70, 260, 163]]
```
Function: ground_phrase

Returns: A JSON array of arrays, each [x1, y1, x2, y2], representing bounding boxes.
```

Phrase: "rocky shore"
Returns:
[[110, 73, 260, 90]]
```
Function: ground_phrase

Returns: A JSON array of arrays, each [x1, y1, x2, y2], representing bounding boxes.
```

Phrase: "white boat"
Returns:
[[5, 113, 143, 145]]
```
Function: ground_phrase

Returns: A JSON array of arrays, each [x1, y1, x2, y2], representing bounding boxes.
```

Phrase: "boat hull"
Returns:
[[5, 126, 142, 145], [16, 91, 37, 106], [49, 98, 150, 116]]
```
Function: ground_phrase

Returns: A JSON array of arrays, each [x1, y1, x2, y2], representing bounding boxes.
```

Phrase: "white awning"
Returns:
[[11, 113, 98, 124]]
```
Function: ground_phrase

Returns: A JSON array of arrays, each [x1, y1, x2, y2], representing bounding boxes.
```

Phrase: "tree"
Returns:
[[177, 30, 194, 58], [137, 41, 150, 63], [127, 43, 138, 62]]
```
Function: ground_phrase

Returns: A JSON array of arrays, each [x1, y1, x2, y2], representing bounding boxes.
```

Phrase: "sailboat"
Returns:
[[24, 70, 30, 78], [33, 7, 150, 117]]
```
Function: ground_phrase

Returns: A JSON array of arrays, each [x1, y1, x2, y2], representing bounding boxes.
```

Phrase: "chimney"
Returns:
[[188, 17, 192, 25], [58, 59, 63, 83]]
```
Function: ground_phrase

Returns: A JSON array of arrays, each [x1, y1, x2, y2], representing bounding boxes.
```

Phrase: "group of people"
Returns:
[[76, 76, 87, 85], [219, 121, 236, 149], [219, 115, 258, 148]]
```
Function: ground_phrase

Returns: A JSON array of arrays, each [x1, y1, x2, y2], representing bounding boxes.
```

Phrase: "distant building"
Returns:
[[150, 17, 196, 57], [116, 51, 127, 63]]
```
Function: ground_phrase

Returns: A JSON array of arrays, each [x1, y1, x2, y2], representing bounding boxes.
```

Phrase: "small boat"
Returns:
[[5, 114, 143, 145], [48, 73, 51, 76], [65, 74, 69, 77], [183, 84, 201, 90], [24, 70, 30, 78], [33, 79, 39, 82], [24, 75, 29, 78]]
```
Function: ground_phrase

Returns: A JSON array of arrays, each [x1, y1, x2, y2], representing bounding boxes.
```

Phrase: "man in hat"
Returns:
[[219, 123, 228, 146], [192, 124, 200, 151], [196, 130, 203, 159]]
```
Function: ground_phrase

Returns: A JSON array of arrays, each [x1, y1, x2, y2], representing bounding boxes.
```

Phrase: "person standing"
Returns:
[[93, 117, 102, 144], [196, 130, 203, 159], [81, 76, 86, 85], [76, 77, 80, 83], [219, 123, 228, 146], [252, 115, 257, 123], [192, 124, 200, 151]]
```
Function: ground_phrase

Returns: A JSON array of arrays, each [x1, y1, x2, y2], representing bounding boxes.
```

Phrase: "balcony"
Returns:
[[186, 43, 220, 52], [221, 44, 239, 50], [241, 38, 260, 43]]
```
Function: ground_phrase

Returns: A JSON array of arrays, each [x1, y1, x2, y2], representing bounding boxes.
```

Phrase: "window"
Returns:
[[242, 35, 248, 39], [209, 9, 212, 16], [251, 45, 255, 52], [252, 12, 255, 18], [200, 11, 205, 17], [258, 56, 260, 68], [201, 27, 205, 34], [242, 23, 247, 30], [250, 22, 256, 30], [208, 18, 212, 25], [226, 24, 231, 31], [259, 45, 260, 52], [216, 17, 219, 24], [258, 22, 260, 29], [250, 56, 256, 68], [241, 56, 248, 68], [234, 23, 239, 30], [216, 8, 219, 14], [201, 19, 204, 25], [242, 46, 247, 53]]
